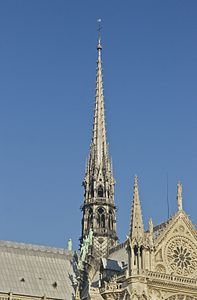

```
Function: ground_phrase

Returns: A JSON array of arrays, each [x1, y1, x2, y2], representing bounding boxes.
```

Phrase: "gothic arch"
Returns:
[[97, 185, 104, 197], [87, 207, 93, 230], [108, 209, 114, 230], [90, 182, 94, 197], [97, 207, 105, 228]]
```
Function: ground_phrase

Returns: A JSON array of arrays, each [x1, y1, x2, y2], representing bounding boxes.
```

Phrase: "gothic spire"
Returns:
[[81, 30, 118, 258], [91, 32, 108, 167], [130, 176, 144, 240]]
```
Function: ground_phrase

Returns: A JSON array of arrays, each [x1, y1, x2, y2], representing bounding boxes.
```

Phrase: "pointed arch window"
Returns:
[[87, 207, 93, 230], [90, 183, 94, 197], [134, 245, 138, 266], [98, 185, 104, 198], [108, 209, 113, 230], [97, 207, 105, 228]]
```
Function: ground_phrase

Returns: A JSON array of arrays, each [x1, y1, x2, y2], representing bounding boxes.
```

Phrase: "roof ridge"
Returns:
[[0, 240, 68, 254]]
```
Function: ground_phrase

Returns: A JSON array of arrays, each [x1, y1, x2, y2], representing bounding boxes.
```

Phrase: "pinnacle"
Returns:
[[177, 181, 183, 211], [130, 176, 144, 240]]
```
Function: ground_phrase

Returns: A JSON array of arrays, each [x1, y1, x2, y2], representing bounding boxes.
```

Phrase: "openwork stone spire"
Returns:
[[85, 33, 113, 192], [130, 176, 144, 240], [81, 33, 118, 259], [91, 35, 108, 166]]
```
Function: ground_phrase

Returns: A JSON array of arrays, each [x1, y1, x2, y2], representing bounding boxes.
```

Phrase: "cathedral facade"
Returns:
[[0, 34, 196, 300], [77, 34, 197, 300]]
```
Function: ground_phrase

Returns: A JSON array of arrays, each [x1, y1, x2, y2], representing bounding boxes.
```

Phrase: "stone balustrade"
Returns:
[[146, 270, 197, 285], [100, 270, 197, 294]]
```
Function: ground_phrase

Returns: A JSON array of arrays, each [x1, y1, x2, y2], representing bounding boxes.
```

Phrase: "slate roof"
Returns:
[[0, 240, 77, 299], [108, 242, 128, 264], [101, 258, 123, 272], [153, 218, 172, 241]]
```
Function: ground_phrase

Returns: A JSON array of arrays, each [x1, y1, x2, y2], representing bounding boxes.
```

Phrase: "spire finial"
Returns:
[[177, 181, 183, 211], [90, 18, 107, 166], [134, 175, 138, 189], [97, 19, 102, 50]]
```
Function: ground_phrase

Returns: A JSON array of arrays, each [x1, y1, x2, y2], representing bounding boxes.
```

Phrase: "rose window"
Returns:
[[166, 236, 197, 276], [172, 246, 191, 269]]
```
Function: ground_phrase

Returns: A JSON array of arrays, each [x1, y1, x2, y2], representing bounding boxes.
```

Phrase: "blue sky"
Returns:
[[0, 1, 197, 249]]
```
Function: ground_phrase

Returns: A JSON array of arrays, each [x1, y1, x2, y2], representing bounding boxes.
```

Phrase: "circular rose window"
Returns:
[[166, 236, 197, 276]]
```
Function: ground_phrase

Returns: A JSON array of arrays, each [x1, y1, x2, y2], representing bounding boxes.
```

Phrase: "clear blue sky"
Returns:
[[0, 1, 196, 250]]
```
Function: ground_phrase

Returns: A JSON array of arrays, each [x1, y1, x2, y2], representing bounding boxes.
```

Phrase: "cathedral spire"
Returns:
[[81, 30, 118, 259], [130, 176, 144, 240], [91, 30, 107, 166]]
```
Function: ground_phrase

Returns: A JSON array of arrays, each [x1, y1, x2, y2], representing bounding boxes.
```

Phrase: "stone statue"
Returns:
[[77, 229, 94, 271], [148, 218, 153, 235], [67, 238, 72, 251], [148, 218, 154, 249], [177, 181, 183, 211], [88, 228, 93, 246]]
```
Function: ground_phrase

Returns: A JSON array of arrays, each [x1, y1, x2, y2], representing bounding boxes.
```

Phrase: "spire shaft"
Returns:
[[130, 176, 144, 240], [91, 35, 107, 166], [81, 32, 118, 258]]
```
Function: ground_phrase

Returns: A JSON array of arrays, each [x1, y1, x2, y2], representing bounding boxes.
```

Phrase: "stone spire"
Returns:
[[84, 32, 113, 191], [81, 32, 118, 258], [130, 176, 144, 240], [177, 181, 183, 211], [127, 176, 145, 275], [91, 34, 108, 168]]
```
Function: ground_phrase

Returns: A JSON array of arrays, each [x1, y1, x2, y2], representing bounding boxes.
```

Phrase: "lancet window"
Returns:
[[87, 207, 93, 230], [98, 185, 104, 198], [108, 209, 113, 230], [97, 207, 105, 228]]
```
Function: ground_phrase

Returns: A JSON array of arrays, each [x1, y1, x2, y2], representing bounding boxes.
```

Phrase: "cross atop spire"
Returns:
[[130, 176, 144, 240]]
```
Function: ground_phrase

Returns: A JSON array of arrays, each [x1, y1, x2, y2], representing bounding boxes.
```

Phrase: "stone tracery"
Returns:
[[165, 236, 197, 276]]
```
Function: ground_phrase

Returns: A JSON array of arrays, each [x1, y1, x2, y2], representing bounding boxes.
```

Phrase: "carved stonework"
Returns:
[[155, 264, 166, 273], [155, 249, 163, 262], [166, 295, 197, 300], [165, 236, 197, 276], [121, 290, 131, 300], [179, 225, 185, 233]]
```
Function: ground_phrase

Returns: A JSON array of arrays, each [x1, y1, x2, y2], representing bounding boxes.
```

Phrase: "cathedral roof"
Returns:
[[152, 219, 172, 240], [108, 242, 128, 264], [101, 258, 123, 272], [0, 240, 77, 299]]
